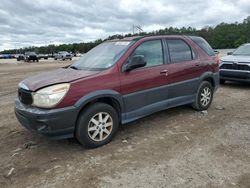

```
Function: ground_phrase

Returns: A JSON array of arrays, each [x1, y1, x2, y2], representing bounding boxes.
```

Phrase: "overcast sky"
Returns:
[[0, 0, 249, 51]]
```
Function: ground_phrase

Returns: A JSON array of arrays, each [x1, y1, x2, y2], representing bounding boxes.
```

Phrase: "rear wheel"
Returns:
[[76, 103, 119, 148], [192, 81, 214, 111]]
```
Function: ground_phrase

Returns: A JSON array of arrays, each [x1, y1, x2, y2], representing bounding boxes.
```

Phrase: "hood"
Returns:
[[220, 55, 250, 63], [21, 68, 100, 91]]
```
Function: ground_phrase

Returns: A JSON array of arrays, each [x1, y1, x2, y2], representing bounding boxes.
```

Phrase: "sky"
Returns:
[[0, 0, 249, 51]]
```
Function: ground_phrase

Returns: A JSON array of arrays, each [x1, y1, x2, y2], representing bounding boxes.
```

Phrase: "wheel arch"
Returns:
[[74, 90, 124, 124], [199, 72, 218, 89]]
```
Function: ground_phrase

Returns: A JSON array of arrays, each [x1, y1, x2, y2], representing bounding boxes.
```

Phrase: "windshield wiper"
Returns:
[[69, 65, 79, 70]]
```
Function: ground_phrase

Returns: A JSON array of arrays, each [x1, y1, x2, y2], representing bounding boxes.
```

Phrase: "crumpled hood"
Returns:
[[21, 68, 100, 91], [220, 55, 250, 63]]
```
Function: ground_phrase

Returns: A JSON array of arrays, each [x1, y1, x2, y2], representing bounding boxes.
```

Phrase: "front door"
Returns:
[[119, 39, 169, 117]]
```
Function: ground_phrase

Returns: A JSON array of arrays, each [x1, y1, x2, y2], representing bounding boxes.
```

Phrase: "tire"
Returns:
[[220, 79, 226, 84], [192, 81, 214, 111], [54, 58, 57, 60], [76, 103, 119, 148]]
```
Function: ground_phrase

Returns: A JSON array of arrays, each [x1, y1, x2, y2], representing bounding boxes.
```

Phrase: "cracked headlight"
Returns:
[[32, 83, 70, 108]]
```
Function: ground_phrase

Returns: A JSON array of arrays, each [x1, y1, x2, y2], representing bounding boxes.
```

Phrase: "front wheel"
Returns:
[[192, 81, 214, 111], [76, 103, 119, 148]]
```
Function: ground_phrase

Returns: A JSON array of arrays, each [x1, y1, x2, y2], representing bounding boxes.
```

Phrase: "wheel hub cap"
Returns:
[[200, 87, 211, 106], [87, 112, 113, 142]]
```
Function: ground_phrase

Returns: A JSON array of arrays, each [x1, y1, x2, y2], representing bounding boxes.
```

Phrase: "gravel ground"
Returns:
[[0, 57, 249, 188]]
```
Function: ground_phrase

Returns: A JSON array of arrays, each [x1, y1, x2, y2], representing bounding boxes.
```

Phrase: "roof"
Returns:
[[108, 35, 187, 42]]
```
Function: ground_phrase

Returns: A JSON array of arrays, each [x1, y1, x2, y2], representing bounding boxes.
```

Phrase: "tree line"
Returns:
[[1, 16, 250, 54]]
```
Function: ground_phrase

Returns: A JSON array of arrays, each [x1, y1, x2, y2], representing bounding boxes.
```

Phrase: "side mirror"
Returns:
[[214, 50, 219, 55], [123, 55, 146, 72], [227, 52, 233, 55]]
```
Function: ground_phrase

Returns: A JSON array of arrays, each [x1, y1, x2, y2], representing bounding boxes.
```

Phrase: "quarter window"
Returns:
[[132, 40, 163, 67], [167, 40, 193, 63]]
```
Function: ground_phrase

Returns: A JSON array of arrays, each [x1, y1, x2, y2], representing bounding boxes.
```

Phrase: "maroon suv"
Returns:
[[15, 35, 219, 148]]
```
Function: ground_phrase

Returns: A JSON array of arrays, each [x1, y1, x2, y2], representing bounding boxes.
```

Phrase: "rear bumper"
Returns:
[[220, 69, 250, 83], [14, 99, 78, 139]]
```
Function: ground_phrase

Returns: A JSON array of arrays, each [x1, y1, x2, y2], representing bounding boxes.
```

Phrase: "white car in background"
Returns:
[[219, 43, 250, 84], [54, 51, 72, 61]]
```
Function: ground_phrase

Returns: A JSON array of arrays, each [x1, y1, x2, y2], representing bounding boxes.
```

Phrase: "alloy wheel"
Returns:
[[200, 87, 211, 107], [87, 112, 113, 142]]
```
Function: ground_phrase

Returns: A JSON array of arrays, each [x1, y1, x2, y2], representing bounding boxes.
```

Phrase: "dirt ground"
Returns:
[[0, 59, 250, 188]]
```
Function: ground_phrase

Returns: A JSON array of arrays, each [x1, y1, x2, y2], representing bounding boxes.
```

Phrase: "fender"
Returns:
[[198, 71, 219, 90], [74, 89, 124, 112]]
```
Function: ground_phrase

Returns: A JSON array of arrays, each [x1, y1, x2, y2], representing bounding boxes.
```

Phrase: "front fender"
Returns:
[[74, 89, 124, 112]]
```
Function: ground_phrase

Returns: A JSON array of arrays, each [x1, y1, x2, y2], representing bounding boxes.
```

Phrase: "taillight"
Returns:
[[215, 56, 220, 65]]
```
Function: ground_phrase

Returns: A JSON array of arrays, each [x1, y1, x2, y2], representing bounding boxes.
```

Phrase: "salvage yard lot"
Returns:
[[0, 59, 250, 188]]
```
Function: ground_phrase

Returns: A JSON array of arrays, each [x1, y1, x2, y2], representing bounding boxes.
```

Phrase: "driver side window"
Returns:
[[132, 40, 163, 67]]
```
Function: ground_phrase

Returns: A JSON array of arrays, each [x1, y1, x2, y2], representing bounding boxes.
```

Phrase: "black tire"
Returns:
[[192, 81, 214, 111], [54, 58, 57, 60], [220, 79, 226, 84], [76, 103, 119, 148]]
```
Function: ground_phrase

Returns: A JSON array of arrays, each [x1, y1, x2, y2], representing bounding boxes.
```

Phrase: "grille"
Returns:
[[18, 88, 33, 105], [221, 63, 250, 71]]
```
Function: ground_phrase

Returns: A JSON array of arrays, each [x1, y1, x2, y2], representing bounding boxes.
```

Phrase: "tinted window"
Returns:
[[167, 40, 192, 63], [189, 36, 215, 56], [132, 40, 163, 67]]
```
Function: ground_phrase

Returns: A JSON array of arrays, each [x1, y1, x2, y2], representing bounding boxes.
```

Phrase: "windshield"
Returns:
[[233, 45, 250, 56], [70, 41, 133, 70], [26, 52, 36, 55]]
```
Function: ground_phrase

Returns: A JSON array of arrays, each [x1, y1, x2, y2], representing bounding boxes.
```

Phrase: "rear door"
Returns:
[[119, 39, 169, 114], [165, 39, 201, 100]]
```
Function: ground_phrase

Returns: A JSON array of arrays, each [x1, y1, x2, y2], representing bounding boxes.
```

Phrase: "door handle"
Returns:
[[195, 63, 200, 67], [160, 70, 168, 76]]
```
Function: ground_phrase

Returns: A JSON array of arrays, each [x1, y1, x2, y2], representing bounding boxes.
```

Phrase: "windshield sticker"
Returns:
[[115, 42, 130, 46]]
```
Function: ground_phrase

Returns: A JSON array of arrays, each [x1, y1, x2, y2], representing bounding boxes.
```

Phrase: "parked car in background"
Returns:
[[54, 51, 72, 60], [17, 54, 25, 61], [0, 54, 15, 59], [220, 43, 250, 83], [38, 54, 49, 60], [15, 35, 219, 148], [24, 52, 39, 62]]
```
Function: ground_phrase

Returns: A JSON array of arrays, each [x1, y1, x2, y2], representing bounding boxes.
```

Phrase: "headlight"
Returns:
[[32, 83, 70, 108]]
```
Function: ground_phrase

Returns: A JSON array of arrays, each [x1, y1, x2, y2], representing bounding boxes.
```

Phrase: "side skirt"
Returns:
[[121, 94, 195, 124]]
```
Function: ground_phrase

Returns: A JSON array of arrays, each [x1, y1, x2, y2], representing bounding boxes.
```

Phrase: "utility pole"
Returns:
[[132, 25, 143, 34]]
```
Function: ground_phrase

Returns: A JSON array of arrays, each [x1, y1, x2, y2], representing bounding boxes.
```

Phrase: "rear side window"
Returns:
[[132, 40, 163, 67], [167, 39, 192, 63], [189, 36, 215, 56]]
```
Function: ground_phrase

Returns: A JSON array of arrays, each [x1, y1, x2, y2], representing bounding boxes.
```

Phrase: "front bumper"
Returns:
[[14, 99, 78, 139], [220, 69, 250, 83]]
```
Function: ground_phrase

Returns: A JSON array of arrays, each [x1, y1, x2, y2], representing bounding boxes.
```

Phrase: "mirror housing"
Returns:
[[214, 50, 219, 55], [123, 55, 146, 72], [227, 52, 233, 55]]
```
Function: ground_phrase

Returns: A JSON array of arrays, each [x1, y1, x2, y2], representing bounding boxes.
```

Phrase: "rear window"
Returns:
[[189, 36, 215, 56], [167, 39, 193, 63]]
